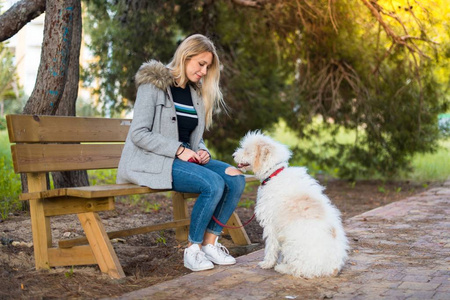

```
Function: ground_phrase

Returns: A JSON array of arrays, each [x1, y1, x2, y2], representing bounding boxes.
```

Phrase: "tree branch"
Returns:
[[360, 0, 403, 44], [0, 0, 46, 42], [360, 0, 434, 57]]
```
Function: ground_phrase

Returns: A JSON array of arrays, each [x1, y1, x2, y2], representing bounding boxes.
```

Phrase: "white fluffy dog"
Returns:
[[233, 131, 349, 278]]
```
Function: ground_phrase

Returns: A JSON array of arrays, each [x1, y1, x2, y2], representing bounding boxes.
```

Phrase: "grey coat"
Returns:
[[116, 60, 209, 189]]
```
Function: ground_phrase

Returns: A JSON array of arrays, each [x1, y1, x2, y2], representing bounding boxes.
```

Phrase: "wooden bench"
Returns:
[[6, 114, 256, 279]]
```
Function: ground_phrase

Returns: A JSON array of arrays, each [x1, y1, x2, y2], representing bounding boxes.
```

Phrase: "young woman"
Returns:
[[117, 34, 246, 271]]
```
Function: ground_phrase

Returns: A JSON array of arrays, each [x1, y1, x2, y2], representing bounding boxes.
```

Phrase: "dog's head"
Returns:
[[233, 131, 291, 177]]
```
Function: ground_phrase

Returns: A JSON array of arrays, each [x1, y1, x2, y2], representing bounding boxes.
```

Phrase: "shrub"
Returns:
[[0, 156, 21, 220], [0, 117, 6, 131]]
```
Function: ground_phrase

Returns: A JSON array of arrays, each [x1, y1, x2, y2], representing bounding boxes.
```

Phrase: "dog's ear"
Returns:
[[253, 142, 271, 174]]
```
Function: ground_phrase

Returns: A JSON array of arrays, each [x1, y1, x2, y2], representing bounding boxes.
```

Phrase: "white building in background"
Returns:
[[3, 0, 44, 96], [2, 0, 94, 104]]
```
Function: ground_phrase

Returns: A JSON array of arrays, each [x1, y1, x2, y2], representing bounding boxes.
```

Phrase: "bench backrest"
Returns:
[[6, 114, 131, 173]]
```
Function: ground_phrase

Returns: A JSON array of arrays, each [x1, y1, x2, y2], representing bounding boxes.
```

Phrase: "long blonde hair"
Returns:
[[167, 34, 225, 129]]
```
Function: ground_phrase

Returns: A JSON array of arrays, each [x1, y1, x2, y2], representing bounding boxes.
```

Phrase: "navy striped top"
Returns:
[[170, 85, 198, 143]]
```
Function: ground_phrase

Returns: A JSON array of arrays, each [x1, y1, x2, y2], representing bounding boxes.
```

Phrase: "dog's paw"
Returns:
[[259, 260, 276, 269], [274, 263, 291, 275]]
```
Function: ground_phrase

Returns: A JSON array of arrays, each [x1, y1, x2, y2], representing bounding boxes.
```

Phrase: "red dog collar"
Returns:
[[261, 167, 285, 186]]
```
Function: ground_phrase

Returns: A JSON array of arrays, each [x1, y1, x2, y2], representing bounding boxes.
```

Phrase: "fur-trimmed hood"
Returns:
[[135, 60, 173, 91]]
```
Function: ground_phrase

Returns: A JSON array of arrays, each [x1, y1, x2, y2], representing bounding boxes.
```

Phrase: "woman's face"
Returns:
[[185, 52, 213, 84]]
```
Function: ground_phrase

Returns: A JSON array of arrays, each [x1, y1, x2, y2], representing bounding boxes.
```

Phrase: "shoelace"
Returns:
[[194, 250, 209, 263], [216, 243, 230, 257]]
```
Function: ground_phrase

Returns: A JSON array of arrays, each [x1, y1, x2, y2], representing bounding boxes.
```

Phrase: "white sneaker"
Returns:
[[202, 237, 236, 265], [184, 244, 214, 271]]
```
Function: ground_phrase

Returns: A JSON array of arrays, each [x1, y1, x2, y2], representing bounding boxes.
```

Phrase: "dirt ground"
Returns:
[[0, 178, 435, 299]]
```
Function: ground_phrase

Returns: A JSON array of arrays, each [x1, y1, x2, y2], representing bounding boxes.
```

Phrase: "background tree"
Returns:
[[1, 0, 88, 190], [1, 0, 448, 181], [0, 42, 19, 119], [83, 0, 449, 177], [82, 0, 181, 115], [266, 0, 449, 177], [84, 0, 292, 159]]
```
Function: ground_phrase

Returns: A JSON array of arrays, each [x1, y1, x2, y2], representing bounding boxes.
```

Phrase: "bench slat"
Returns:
[[19, 188, 67, 201], [11, 144, 124, 173], [48, 245, 97, 267], [19, 184, 165, 200], [59, 218, 191, 248], [20, 177, 258, 200], [43, 197, 115, 216], [6, 114, 131, 143], [66, 184, 169, 198]]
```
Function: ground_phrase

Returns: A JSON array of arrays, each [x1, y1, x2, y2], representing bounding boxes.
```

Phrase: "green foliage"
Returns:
[[155, 231, 167, 245], [243, 180, 258, 193], [64, 266, 75, 278], [279, 1, 449, 179], [238, 198, 255, 209], [118, 193, 162, 213], [202, 2, 293, 160], [0, 43, 16, 97], [253, 1, 449, 179], [399, 138, 450, 182], [88, 169, 117, 185], [0, 116, 5, 130], [0, 131, 21, 220], [76, 97, 102, 117], [0, 42, 22, 118], [0, 157, 22, 220], [272, 122, 450, 182], [144, 201, 161, 213], [82, 0, 180, 116], [82, 0, 450, 178]]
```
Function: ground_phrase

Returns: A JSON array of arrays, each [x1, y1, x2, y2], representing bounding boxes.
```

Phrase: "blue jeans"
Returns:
[[172, 158, 246, 244]]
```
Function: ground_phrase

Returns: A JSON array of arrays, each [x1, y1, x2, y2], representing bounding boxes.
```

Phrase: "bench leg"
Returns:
[[224, 212, 251, 245], [77, 212, 125, 279], [172, 192, 189, 242], [27, 173, 52, 270], [29, 198, 52, 269]]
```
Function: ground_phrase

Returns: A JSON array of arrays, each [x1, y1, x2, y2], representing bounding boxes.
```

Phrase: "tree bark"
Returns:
[[23, 0, 76, 115], [0, 0, 46, 42], [52, 1, 89, 188]]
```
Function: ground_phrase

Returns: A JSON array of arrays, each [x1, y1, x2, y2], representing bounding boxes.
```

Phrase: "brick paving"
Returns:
[[115, 181, 450, 300]]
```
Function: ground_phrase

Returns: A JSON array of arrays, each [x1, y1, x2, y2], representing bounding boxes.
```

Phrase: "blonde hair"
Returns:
[[167, 34, 225, 129]]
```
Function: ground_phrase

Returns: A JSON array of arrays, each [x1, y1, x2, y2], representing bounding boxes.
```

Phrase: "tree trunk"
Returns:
[[52, 1, 89, 188], [23, 0, 76, 115], [21, 0, 88, 193]]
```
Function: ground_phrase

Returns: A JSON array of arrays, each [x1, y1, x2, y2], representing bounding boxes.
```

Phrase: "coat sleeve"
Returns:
[[129, 84, 181, 157], [197, 139, 211, 156]]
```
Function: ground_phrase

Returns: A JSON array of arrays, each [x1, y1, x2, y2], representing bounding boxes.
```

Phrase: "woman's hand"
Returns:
[[176, 146, 201, 162], [197, 150, 211, 165]]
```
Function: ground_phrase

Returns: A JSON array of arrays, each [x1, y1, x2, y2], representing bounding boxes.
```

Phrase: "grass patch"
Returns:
[[269, 120, 450, 182], [0, 131, 22, 220], [399, 139, 450, 182]]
